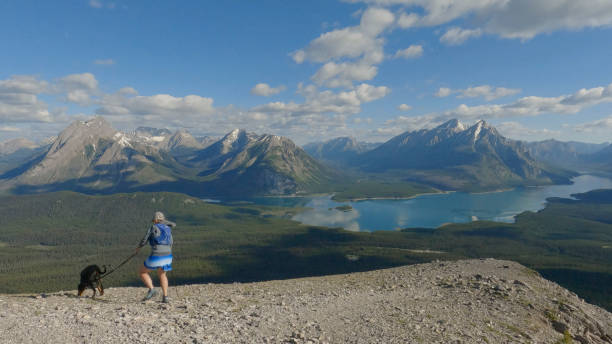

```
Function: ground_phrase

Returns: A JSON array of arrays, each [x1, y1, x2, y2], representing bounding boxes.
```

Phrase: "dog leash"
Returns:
[[99, 251, 139, 279]]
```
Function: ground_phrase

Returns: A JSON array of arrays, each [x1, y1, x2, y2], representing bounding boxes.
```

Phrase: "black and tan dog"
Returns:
[[78, 265, 107, 298]]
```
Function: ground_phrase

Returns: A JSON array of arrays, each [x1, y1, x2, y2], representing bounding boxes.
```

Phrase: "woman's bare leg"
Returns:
[[139, 265, 154, 289], [157, 269, 168, 296]]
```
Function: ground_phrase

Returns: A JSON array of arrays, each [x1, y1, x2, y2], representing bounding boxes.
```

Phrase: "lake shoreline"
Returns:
[[469, 188, 515, 195], [283, 175, 612, 232], [256, 190, 453, 202], [332, 190, 453, 202]]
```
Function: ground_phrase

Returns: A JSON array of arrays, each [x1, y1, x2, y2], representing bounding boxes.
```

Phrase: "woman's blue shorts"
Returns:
[[144, 254, 173, 271]]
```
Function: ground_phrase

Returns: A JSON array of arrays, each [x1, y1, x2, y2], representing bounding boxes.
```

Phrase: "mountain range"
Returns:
[[526, 139, 610, 170], [306, 119, 577, 190], [0, 117, 334, 197], [0, 138, 49, 175], [303, 137, 380, 166], [367, 119, 576, 189], [1, 117, 608, 197]]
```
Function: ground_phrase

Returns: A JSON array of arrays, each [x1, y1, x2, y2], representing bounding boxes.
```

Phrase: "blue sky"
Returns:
[[1, 0, 612, 144]]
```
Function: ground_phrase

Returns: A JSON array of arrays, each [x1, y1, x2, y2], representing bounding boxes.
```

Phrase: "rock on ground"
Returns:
[[1, 259, 610, 343]]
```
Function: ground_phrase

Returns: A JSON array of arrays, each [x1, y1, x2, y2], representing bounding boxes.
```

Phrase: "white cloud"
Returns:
[[252, 83, 390, 118], [440, 27, 482, 45], [344, 0, 612, 41], [435, 85, 521, 100], [89, 0, 115, 9], [0, 74, 221, 135], [94, 59, 115, 65], [0, 126, 21, 132], [481, 0, 612, 40], [355, 83, 391, 102], [572, 115, 612, 133], [442, 82, 612, 119], [311, 61, 378, 88], [118, 87, 138, 95], [460, 85, 521, 101], [65, 89, 93, 105], [379, 82, 612, 140], [397, 12, 420, 28], [0, 75, 49, 94], [250, 83, 286, 97], [343, 0, 507, 27], [360, 7, 396, 36], [0, 75, 52, 123], [236, 83, 391, 142], [495, 121, 560, 141], [89, 0, 103, 8], [292, 7, 394, 88], [377, 113, 437, 137], [291, 50, 306, 64], [291, 28, 381, 64], [394, 45, 423, 59], [0, 100, 51, 123], [459, 86, 520, 100], [398, 104, 412, 111], [57, 73, 99, 106], [435, 87, 452, 98], [96, 93, 215, 119], [59, 73, 98, 91], [375, 126, 405, 136]]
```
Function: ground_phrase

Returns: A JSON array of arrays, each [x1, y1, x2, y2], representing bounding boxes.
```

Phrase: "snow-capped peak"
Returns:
[[80, 116, 109, 128], [225, 129, 243, 142], [438, 119, 466, 132], [474, 121, 483, 141], [113, 132, 132, 148], [221, 129, 248, 146], [471, 120, 490, 143]]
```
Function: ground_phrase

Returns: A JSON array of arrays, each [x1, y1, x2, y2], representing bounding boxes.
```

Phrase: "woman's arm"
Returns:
[[137, 226, 154, 248]]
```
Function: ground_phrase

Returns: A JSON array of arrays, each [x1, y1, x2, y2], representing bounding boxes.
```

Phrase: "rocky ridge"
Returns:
[[2, 259, 610, 344], [303, 137, 380, 165], [354, 119, 573, 190], [10, 117, 178, 191], [0, 118, 333, 196], [0, 138, 39, 156]]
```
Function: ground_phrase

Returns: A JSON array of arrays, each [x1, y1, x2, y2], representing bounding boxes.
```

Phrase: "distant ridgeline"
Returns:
[[3, 117, 610, 199], [0, 189, 611, 311], [0, 117, 336, 198]]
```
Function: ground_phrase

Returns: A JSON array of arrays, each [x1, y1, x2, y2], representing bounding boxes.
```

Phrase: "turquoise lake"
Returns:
[[252, 175, 612, 231]]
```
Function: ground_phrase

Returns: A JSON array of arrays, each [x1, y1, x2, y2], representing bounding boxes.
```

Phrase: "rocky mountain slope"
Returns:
[[355, 119, 573, 190], [161, 130, 208, 157], [188, 129, 335, 195], [132, 127, 210, 158], [303, 137, 380, 165], [5, 117, 180, 193], [584, 144, 612, 172], [0, 118, 334, 197], [0, 138, 40, 156], [0, 138, 47, 174], [2, 259, 610, 344], [526, 139, 609, 170]]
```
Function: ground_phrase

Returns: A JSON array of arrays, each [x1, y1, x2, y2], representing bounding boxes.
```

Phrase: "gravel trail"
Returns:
[[1, 259, 610, 343]]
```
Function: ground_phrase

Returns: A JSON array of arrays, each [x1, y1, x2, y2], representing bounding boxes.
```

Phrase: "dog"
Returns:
[[78, 264, 107, 298]]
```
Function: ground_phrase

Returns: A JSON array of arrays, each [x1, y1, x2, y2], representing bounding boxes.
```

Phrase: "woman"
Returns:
[[135, 211, 175, 303]]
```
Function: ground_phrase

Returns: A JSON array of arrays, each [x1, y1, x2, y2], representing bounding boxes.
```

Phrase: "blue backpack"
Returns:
[[150, 223, 172, 246]]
